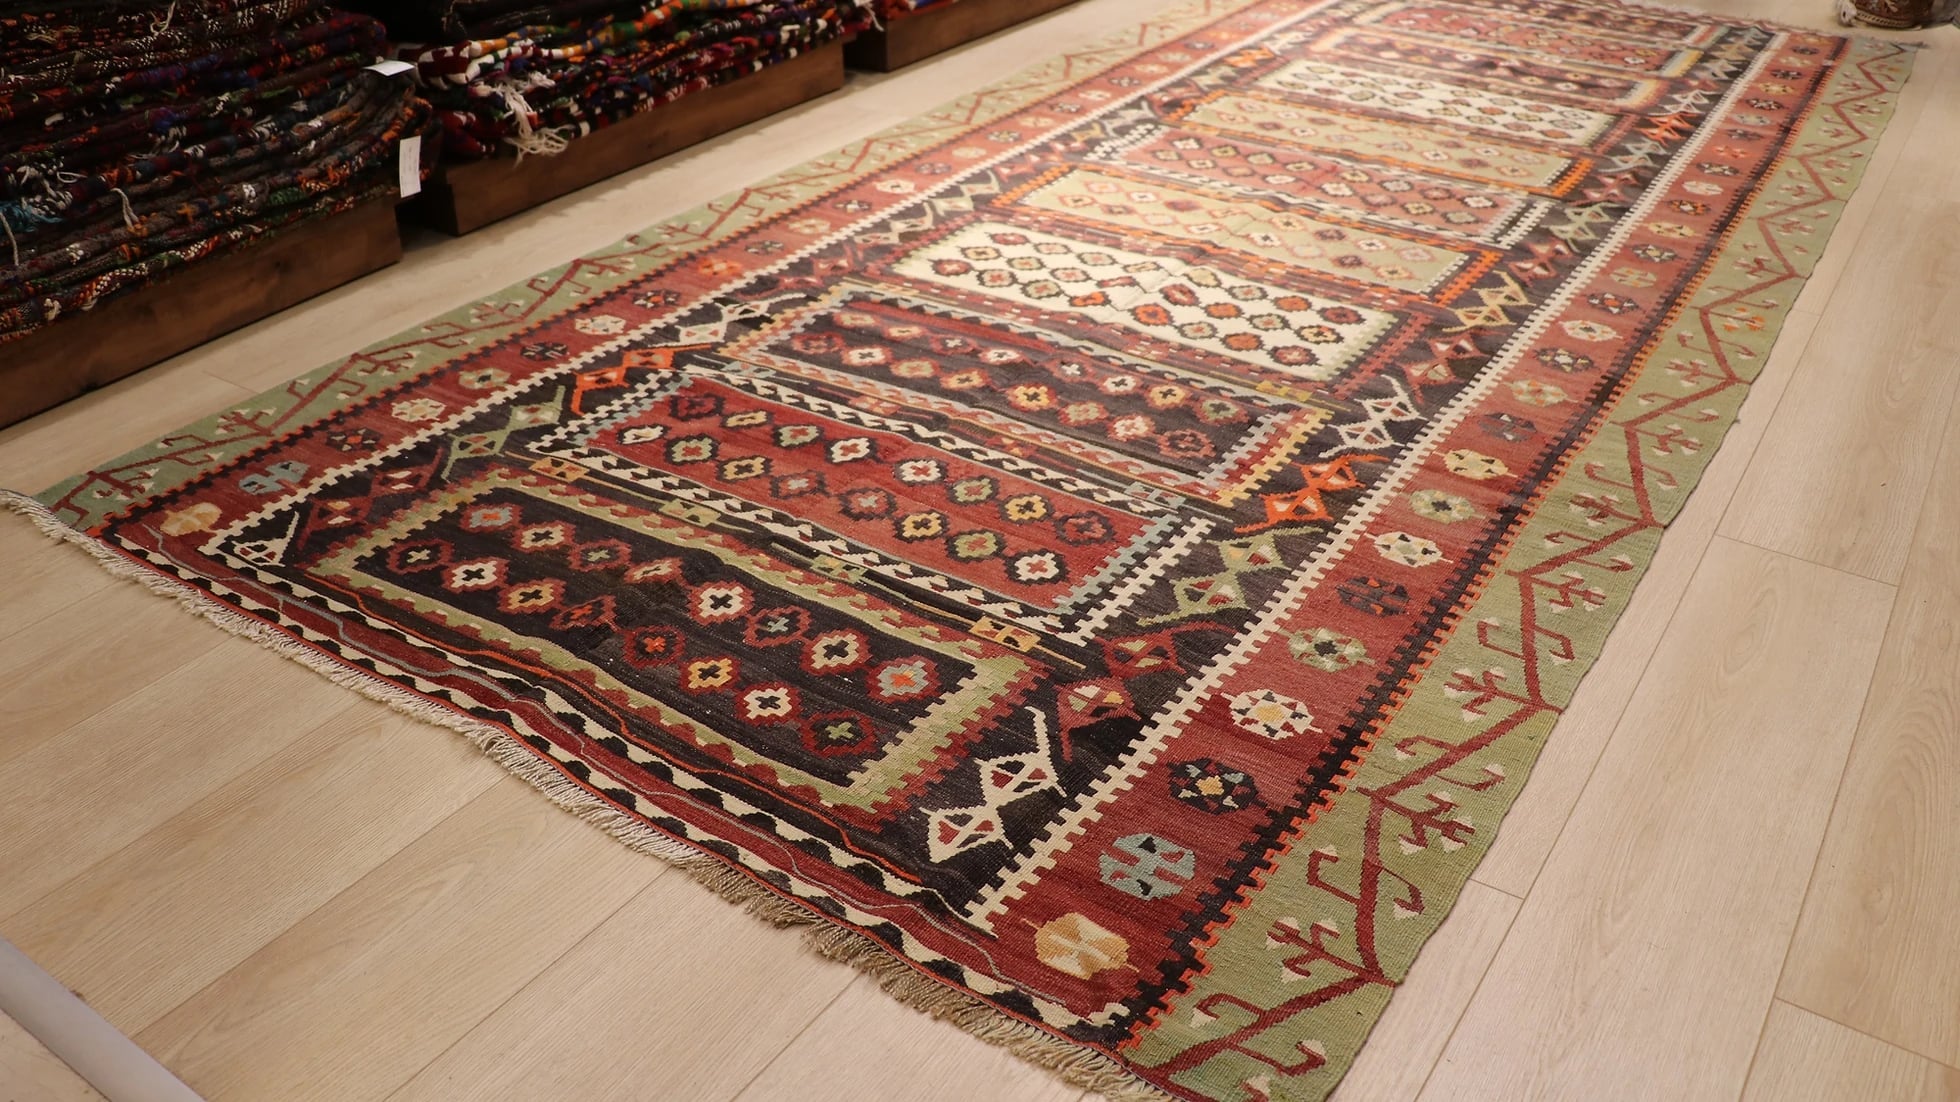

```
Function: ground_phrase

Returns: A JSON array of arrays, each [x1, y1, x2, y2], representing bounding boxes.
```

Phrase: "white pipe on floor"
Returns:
[[0, 938, 205, 1102]]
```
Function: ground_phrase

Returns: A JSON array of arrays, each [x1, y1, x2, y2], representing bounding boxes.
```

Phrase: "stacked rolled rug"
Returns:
[[846, 0, 1078, 73], [1835, 0, 1958, 26], [347, 0, 876, 162], [0, 0, 431, 343]]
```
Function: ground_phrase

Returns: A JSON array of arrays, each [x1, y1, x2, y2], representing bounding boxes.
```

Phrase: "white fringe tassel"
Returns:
[[489, 75, 574, 161]]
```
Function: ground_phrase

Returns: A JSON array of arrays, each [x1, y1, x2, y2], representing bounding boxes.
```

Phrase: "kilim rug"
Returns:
[[4, 1, 1911, 1098]]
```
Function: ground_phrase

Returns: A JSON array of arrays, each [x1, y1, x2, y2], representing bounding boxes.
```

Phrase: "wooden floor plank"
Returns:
[[0, 1010, 104, 1102], [1, 700, 504, 1034], [1420, 539, 1894, 1101], [1776, 389, 1960, 1068], [1718, 65, 1960, 584], [393, 874, 857, 1102], [0, 520, 111, 644], [133, 779, 663, 1102], [0, 640, 355, 915], [0, 939, 201, 1102], [1742, 1002, 1960, 1102], [0, 586, 228, 770], [734, 973, 1080, 1102]]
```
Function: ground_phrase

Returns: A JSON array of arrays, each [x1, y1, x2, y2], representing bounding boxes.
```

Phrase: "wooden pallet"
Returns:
[[0, 201, 402, 431], [845, 0, 1083, 72], [410, 41, 847, 236]]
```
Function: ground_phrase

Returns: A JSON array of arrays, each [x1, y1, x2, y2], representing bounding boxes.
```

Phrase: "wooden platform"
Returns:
[[845, 0, 1083, 71], [410, 41, 847, 236], [0, 202, 402, 432]]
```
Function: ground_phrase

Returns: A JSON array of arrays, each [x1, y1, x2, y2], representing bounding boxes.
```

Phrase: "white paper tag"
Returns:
[[398, 136, 423, 198], [365, 59, 416, 78]]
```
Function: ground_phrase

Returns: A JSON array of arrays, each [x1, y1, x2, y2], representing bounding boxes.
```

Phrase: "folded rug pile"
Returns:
[[346, 0, 874, 161], [874, 0, 961, 14], [0, 1, 431, 343]]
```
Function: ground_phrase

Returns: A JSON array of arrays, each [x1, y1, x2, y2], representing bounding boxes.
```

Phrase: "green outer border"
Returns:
[[1125, 31, 1915, 1101]]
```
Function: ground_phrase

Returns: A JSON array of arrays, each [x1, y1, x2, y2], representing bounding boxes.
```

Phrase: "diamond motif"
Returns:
[[1168, 759, 1259, 814], [621, 626, 685, 667], [443, 558, 506, 592], [802, 713, 878, 758], [924, 807, 1007, 862], [691, 582, 753, 623], [1288, 628, 1371, 673], [1228, 688, 1321, 740], [742, 606, 813, 648], [869, 657, 939, 702], [803, 629, 870, 673], [738, 684, 801, 725], [828, 437, 877, 463]]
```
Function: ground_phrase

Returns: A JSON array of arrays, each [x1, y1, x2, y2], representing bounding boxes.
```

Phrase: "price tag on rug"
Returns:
[[398, 136, 424, 199], [365, 59, 416, 78]]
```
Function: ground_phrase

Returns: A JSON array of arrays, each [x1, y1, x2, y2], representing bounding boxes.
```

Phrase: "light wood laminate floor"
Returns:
[[0, 1011, 101, 1102], [3, 2, 1958, 1099]]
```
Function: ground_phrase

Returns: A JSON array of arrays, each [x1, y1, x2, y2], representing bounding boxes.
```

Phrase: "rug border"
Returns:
[[1120, 26, 1920, 1100]]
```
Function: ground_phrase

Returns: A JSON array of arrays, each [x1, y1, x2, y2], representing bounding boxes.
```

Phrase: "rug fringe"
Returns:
[[0, 490, 1173, 1102]]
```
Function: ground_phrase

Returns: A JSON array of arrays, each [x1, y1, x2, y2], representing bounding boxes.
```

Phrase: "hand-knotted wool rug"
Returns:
[[4, 1, 1911, 1098]]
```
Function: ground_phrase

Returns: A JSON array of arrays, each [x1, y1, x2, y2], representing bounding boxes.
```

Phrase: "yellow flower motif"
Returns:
[[574, 314, 626, 336], [1561, 319, 1619, 342], [683, 658, 738, 692], [159, 502, 222, 536], [392, 397, 447, 424], [897, 513, 947, 540], [1444, 450, 1510, 481], [1510, 379, 1568, 407], [1001, 494, 1050, 523]]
